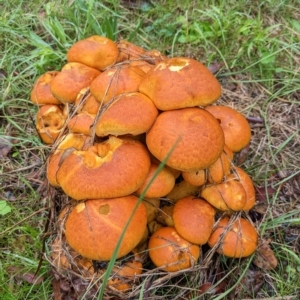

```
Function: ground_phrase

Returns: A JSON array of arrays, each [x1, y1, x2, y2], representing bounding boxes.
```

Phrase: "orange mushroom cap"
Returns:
[[205, 105, 251, 152], [208, 216, 258, 258], [148, 226, 200, 272], [56, 136, 151, 200], [67, 35, 119, 71], [65, 196, 147, 260], [139, 57, 221, 111], [146, 107, 225, 172], [173, 196, 216, 245]]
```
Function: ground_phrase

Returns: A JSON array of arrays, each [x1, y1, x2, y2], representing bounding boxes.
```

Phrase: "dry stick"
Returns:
[[0, 207, 48, 235]]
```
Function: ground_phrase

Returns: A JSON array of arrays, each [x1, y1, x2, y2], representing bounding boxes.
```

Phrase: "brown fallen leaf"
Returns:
[[255, 185, 277, 202], [0, 137, 13, 158], [236, 143, 250, 165], [7, 266, 43, 285], [208, 62, 225, 74], [253, 240, 278, 270]]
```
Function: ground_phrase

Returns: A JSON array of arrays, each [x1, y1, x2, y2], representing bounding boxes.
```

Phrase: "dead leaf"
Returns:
[[208, 62, 225, 74], [236, 143, 250, 165], [253, 240, 278, 270], [255, 185, 277, 202]]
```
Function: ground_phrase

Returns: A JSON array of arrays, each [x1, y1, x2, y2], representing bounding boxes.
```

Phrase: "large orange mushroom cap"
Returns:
[[139, 57, 221, 111], [65, 196, 147, 261], [56, 136, 151, 200], [148, 226, 200, 272], [208, 216, 258, 258], [146, 107, 225, 172], [173, 196, 216, 245], [67, 35, 119, 71], [50, 62, 101, 104], [95, 92, 159, 137], [205, 105, 252, 152]]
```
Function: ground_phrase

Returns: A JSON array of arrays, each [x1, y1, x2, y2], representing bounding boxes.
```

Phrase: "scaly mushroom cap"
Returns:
[[36, 104, 67, 144], [146, 107, 225, 172], [205, 105, 252, 152], [90, 65, 145, 104], [30, 71, 61, 105], [208, 216, 258, 258], [136, 162, 175, 198], [148, 226, 200, 272], [95, 92, 159, 137], [173, 196, 216, 245], [200, 179, 247, 211], [56, 136, 151, 200], [139, 57, 221, 111], [74, 88, 101, 115], [65, 196, 147, 260], [50, 62, 101, 103], [67, 35, 119, 71]]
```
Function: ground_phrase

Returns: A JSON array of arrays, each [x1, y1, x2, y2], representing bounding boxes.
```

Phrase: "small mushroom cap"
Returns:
[[50, 62, 101, 103], [136, 162, 175, 198], [166, 179, 200, 203], [68, 112, 95, 136], [148, 226, 200, 272], [95, 92, 159, 137], [182, 169, 207, 187], [155, 205, 174, 227], [146, 107, 225, 172], [208, 216, 258, 258], [90, 65, 145, 104], [65, 196, 147, 260], [173, 196, 216, 245], [30, 71, 61, 105], [74, 88, 101, 115], [205, 105, 251, 152], [36, 104, 67, 144], [229, 166, 256, 211], [200, 179, 247, 211], [142, 198, 160, 223], [139, 57, 221, 111], [67, 35, 119, 70], [56, 136, 151, 200]]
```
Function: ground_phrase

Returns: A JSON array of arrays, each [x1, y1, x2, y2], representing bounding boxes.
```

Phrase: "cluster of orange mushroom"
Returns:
[[31, 35, 258, 291]]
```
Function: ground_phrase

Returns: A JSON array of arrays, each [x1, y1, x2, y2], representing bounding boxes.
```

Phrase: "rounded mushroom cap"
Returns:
[[90, 65, 145, 104], [136, 162, 175, 198], [173, 196, 216, 245], [50, 62, 101, 104], [148, 226, 200, 272], [67, 35, 119, 70], [139, 57, 221, 111], [36, 104, 67, 144], [208, 216, 258, 258], [56, 136, 151, 200], [182, 169, 207, 187], [200, 179, 247, 211], [95, 92, 159, 137], [146, 107, 225, 172], [230, 166, 256, 211], [65, 196, 147, 260], [74, 88, 101, 115], [166, 179, 200, 203], [30, 71, 61, 105], [205, 105, 251, 152], [67, 112, 95, 136]]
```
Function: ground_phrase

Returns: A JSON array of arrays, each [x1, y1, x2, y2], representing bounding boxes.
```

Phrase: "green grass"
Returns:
[[1, 0, 299, 299]]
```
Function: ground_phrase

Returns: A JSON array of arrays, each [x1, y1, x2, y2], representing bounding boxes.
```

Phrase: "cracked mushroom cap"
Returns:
[[50, 62, 101, 104], [139, 57, 221, 111], [173, 196, 216, 245], [36, 104, 67, 144], [148, 226, 200, 272], [146, 107, 225, 172], [208, 216, 258, 258], [65, 195, 147, 260], [30, 71, 61, 105], [67, 35, 119, 71], [56, 136, 151, 200], [205, 105, 252, 152], [95, 92, 159, 137]]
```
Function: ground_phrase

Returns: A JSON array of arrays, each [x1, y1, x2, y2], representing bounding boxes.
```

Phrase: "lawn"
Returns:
[[0, 0, 299, 299]]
